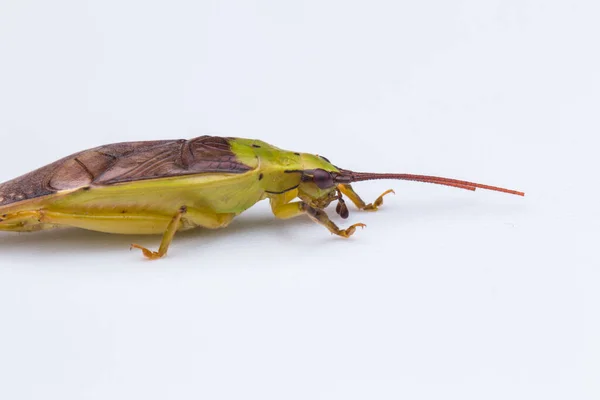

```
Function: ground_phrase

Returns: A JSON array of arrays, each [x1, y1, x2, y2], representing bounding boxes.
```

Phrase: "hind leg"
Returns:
[[0, 207, 236, 259], [0, 209, 173, 235], [0, 210, 57, 232]]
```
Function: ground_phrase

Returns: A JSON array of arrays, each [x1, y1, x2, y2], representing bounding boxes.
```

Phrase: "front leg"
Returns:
[[271, 200, 365, 238], [338, 184, 395, 211]]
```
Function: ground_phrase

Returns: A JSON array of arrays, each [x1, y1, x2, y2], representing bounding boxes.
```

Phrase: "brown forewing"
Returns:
[[0, 136, 253, 207]]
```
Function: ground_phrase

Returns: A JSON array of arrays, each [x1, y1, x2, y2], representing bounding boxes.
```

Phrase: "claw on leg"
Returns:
[[130, 244, 163, 260], [363, 189, 395, 211], [338, 222, 367, 238]]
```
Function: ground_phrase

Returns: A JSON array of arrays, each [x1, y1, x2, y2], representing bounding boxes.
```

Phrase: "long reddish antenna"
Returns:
[[335, 170, 524, 196]]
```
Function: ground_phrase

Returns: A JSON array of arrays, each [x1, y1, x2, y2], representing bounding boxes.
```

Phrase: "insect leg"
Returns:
[[271, 201, 366, 238], [337, 184, 395, 211], [130, 206, 187, 260]]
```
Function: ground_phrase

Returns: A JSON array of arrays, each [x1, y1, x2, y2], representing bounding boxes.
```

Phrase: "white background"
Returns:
[[0, 1, 598, 399]]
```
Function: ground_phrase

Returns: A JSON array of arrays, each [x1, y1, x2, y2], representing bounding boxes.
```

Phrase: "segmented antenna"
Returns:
[[335, 170, 524, 196]]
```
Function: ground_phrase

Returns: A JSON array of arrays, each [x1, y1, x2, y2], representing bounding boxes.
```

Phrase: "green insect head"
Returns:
[[294, 153, 340, 210]]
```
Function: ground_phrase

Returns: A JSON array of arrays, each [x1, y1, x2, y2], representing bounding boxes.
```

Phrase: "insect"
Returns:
[[0, 136, 524, 260]]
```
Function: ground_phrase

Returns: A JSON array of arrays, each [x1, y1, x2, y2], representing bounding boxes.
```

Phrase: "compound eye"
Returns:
[[312, 168, 335, 189]]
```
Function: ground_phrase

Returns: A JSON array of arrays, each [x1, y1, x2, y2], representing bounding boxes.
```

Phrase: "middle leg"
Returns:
[[271, 201, 365, 238]]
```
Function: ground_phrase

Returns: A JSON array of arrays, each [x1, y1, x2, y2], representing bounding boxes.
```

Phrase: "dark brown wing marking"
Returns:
[[0, 136, 253, 207], [179, 136, 251, 176], [95, 141, 185, 184], [0, 141, 160, 206], [96, 136, 252, 184]]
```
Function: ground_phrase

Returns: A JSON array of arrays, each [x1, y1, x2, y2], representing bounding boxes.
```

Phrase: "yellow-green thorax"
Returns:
[[229, 138, 341, 206]]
